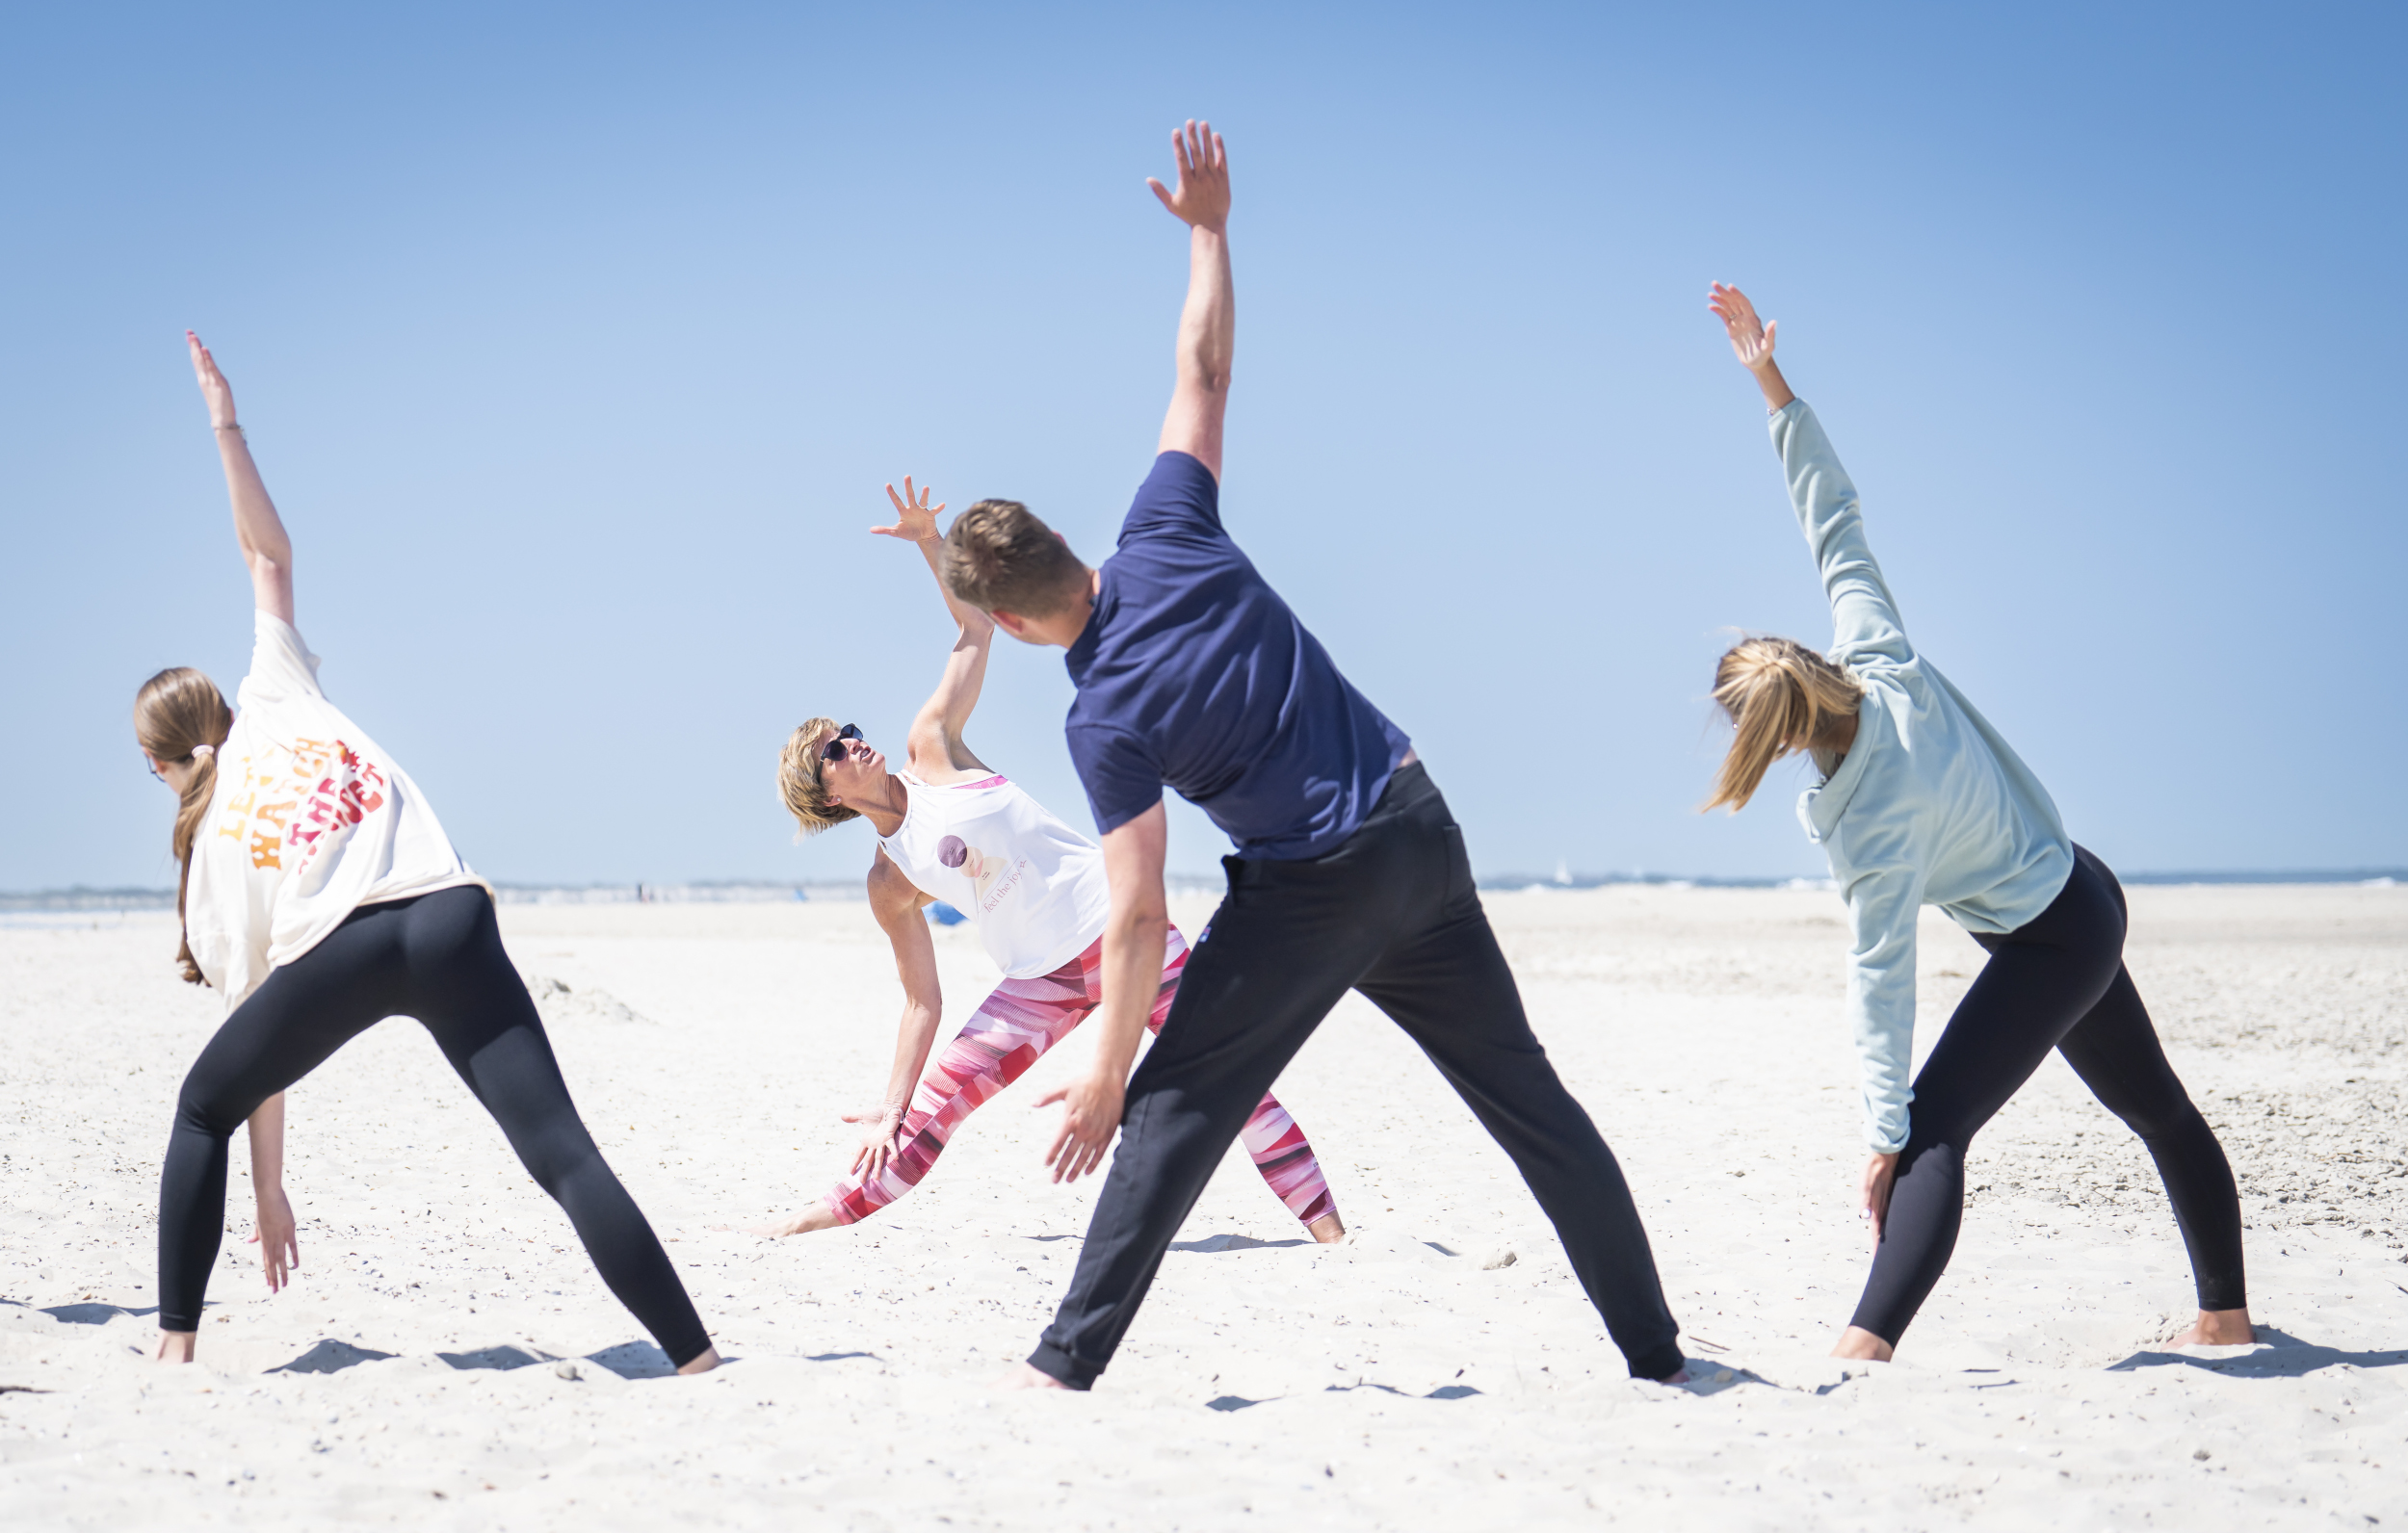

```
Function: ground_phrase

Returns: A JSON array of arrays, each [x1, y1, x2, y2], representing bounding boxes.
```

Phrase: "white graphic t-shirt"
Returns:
[[183, 612, 484, 1011], [877, 772, 1112, 978]]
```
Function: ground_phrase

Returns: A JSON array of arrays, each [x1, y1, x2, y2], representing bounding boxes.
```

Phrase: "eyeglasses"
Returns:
[[818, 724, 863, 766]]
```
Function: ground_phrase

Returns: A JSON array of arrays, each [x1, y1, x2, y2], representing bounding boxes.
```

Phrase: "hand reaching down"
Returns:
[[250, 1185, 299, 1293]]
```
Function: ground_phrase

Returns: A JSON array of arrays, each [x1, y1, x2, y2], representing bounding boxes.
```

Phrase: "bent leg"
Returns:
[[159, 915, 400, 1333], [2055, 965, 2247, 1311], [400, 888, 712, 1368], [827, 956, 1098, 1224], [1354, 911, 1681, 1380]]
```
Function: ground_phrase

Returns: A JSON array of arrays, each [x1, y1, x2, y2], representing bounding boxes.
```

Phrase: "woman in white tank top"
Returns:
[[755, 480, 1344, 1242]]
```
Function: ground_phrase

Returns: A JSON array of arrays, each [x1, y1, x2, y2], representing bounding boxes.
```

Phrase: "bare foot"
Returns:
[[1308, 1212, 1347, 1244], [745, 1204, 842, 1237], [1830, 1326, 1894, 1363], [676, 1344, 723, 1376], [2164, 1307, 2255, 1347], [155, 1331, 196, 1364], [994, 1362, 1073, 1391], [1659, 1367, 1692, 1385]]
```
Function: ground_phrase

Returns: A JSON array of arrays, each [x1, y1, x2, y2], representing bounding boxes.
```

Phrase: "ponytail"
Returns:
[[1703, 637, 1864, 814], [133, 668, 233, 985]]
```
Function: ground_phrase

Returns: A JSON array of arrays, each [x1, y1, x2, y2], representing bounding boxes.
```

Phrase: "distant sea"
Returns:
[[7, 868, 2400, 913]]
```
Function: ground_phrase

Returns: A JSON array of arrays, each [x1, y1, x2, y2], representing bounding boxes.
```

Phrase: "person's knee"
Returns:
[[172, 1075, 250, 1142]]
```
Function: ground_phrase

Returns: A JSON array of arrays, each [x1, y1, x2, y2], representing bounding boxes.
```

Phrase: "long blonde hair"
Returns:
[[1703, 637, 1864, 814], [775, 716, 862, 838], [134, 667, 233, 984]]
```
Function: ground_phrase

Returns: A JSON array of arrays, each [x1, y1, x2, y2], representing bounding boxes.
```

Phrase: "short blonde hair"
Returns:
[[776, 716, 861, 837], [1703, 637, 1865, 814]]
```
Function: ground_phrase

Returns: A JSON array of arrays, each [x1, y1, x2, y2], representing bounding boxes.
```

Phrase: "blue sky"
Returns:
[[3, 2, 2400, 891]]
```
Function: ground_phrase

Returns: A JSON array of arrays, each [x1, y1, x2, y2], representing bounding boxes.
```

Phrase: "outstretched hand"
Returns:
[[1708, 282, 1777, 372], [1148, 119, 1230, 234], [187, 330, 238, 430], [1034, 1069, 1124, 1183], [873, 477, 945, 542]]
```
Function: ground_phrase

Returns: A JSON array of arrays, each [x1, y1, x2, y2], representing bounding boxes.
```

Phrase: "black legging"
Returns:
[[157, 885, 712, 1366], [1849, 845, 2246, 1343]]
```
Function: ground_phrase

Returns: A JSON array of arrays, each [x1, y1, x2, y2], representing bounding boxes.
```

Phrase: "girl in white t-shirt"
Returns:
[[759, 480, 1345, 1240], [135, 334, 718, 1373]]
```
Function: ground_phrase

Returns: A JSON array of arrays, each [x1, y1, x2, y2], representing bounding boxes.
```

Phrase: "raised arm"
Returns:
[[872, 478, 996, 777], [188, 332, 294, 626], [1707, 285, 1911, 668], [1150, 120, 1233, 482]]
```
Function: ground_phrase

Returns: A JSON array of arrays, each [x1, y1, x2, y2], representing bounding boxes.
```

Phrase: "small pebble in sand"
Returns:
[[1480, 1247, 1517, 1270]]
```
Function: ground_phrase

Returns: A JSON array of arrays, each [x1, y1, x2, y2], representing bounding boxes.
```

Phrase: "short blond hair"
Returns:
[[776, 716, 861, 837], [940, 499, 1087, 617], [1703, 637, 1865, 813]]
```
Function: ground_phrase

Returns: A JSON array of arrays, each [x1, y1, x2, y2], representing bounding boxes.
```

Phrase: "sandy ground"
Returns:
[[2, 882, 2403, 1529]]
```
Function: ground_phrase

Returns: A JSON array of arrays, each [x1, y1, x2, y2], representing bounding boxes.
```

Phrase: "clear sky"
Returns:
[[4, 2, 2401, 893]]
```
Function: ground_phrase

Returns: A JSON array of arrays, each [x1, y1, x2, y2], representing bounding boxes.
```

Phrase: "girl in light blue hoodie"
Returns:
[[1703, 284, 2251, 1363]]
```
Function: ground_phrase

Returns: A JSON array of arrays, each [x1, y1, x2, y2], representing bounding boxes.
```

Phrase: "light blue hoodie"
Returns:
[[1769, 400, 2075, 1154]]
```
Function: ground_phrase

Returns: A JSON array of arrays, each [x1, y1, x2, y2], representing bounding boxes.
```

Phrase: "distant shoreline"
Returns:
[[8, 868, 2400, 912]]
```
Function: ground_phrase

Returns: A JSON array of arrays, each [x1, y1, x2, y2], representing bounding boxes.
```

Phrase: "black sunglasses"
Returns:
[[819, 723, 863, 766]]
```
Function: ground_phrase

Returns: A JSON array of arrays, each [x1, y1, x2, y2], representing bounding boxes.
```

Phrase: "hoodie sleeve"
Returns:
[[1770, 401, 1915, 671], [1841, 854, 1926, 1155]]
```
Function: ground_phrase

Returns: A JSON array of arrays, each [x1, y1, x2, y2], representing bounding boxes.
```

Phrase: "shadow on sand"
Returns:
[[2107, 1327, 2408, 1379]]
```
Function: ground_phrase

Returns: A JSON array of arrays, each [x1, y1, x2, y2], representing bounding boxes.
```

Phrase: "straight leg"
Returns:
[[1028, 856, 1403, 1388], [396, 888, 713, 1369], [2055, 964, 2248, 1311], [1352, 855, 1682, 1379], [158, 911, 403, 1334], [1847, 860, 2127, 1344]]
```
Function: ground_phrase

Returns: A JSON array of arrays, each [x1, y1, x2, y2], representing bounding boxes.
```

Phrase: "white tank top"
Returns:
[[877, 772, 1112, 978]]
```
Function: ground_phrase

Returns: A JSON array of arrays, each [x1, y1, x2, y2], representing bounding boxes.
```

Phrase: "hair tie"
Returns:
[[191, 743, 216, 761]]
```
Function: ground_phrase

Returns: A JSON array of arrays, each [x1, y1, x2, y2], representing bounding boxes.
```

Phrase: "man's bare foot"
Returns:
[[2164, 1307, 2255, 1347], [1308, 1212, 1347, 1244], [155, 1332, 196, 1364], [676, 1344, 723, 1375], [744, 1204, 842, 1237], [1830, 1326, 1895, 1363], [994, 1362, 1073, 1391]]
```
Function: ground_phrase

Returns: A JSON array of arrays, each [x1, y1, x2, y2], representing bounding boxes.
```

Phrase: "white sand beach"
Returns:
[[2, 882, 2402, 1529]]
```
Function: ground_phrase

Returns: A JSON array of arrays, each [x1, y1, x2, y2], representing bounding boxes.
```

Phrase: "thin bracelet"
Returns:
[[214, 423, 245, 433]]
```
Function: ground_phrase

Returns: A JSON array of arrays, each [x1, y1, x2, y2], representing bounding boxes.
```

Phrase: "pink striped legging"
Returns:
[[824, 926, 1337, 1228]]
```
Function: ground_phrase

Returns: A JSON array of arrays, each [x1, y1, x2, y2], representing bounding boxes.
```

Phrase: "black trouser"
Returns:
[[1029, 764, 1683, 1387], [157, 885, 712, 1366], [1849, 845, 2247, 1343]]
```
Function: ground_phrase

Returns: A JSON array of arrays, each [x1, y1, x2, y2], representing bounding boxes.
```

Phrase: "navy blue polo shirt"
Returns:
[[1062, 452, 1412, 861]]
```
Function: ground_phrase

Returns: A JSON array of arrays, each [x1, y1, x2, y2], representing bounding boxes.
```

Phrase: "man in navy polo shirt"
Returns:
[[940, 120, 1686, 1390]]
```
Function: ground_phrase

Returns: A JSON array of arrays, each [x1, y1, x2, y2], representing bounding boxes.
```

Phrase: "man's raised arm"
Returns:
[[1150, 120, 1233, 482]]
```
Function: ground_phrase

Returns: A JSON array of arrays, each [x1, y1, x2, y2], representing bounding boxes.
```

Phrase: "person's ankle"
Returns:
[[1830, 1326, 1894, 1363], [2177, 1308, 2255, 1346], [1307, 1212, 1347, 1244], [995, 1361, 1074, 1390], [676, 1344, 722, 1376], [156, 1331, 196, 1364]]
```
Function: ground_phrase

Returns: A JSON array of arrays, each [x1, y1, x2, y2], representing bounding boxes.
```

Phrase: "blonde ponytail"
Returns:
[[134, 667, 233, 985], [1703, 637, 1864, 814]]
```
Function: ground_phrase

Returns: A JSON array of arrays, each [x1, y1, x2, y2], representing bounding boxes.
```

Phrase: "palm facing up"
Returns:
[[1708, 282, 1778, 371], [873, 476, 944, 542], [1148, 119, 1230, 233]]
